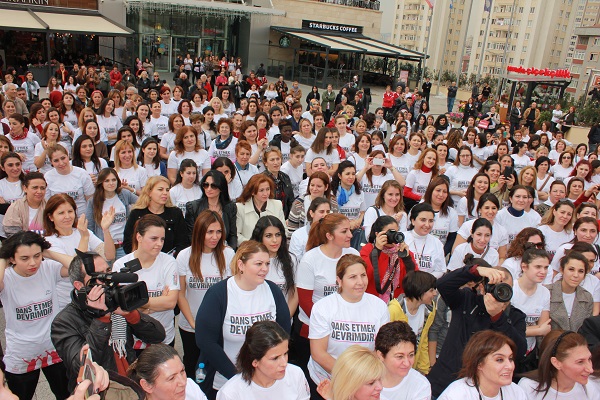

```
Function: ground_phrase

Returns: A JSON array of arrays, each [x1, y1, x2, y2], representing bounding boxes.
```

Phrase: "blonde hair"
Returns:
[[230, 240, 269, 275], [113, 140, 138, 171], [331, 346, 384, 400], [132, 175, 173, 210]]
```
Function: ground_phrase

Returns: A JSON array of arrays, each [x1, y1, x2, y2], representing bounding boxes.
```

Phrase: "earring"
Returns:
[[240, 270, 244, 275]]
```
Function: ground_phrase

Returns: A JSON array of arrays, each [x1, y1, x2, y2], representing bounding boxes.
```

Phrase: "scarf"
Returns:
[[10, 129, 27, 141], [110, 314, 128, 359], [337, 185, 354, 207], [215, 134, 233, 150], [378, 244, 402, 302], [235, 161, 249, 171]]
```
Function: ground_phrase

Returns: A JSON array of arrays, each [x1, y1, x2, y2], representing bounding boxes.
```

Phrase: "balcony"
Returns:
[[312, 0, 381, 11]]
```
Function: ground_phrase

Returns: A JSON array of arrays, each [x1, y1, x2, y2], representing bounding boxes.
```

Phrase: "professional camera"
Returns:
[[385, 230, 405, 245], [483, 278, 513, 303], [75, 250, 149, 315]]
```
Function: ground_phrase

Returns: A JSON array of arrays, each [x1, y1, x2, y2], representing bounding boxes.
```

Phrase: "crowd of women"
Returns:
[[2, 64, 600, 400]]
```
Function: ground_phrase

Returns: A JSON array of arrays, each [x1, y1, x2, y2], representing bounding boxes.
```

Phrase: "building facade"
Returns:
[[570, 24, 600, 97]]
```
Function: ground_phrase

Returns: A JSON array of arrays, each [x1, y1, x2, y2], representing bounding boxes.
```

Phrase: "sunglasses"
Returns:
[[528, 242, 545, 249], [202, 182, 219, 189]]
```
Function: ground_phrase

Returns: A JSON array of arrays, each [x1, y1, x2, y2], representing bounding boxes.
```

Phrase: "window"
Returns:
[[523, 46, 527, 52], [525, 33, 530, 40], [509, 57, 514, 63], [520, 58, 525, 64], [591, 53, 599, 61], [519, 7, 524, 13], [530, 7, 535, 12]]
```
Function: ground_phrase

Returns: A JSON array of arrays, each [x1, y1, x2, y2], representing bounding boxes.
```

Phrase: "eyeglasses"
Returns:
[[562, 156, 572, 159], [202, 182, 219, 189]]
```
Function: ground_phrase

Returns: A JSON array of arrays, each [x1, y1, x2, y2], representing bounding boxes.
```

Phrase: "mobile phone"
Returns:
[[372, 158, 385, 166], [77, 349, 95, 399], [503, 166, 513, 179], [258, 128, 267, 141]]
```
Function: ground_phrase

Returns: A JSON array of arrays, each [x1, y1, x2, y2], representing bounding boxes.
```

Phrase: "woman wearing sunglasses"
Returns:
[[184, 170, 237, 249]]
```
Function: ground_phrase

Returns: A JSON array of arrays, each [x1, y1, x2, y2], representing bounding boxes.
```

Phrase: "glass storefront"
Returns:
[[127, 8, 233, 72]]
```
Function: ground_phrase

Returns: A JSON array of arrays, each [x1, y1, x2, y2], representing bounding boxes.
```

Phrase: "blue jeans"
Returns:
[[447, 97, 456, 113]]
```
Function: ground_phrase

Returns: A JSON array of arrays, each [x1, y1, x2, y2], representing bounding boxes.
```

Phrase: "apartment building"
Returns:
[[383, 0, 600, 82], [569, 24, 600, 96]]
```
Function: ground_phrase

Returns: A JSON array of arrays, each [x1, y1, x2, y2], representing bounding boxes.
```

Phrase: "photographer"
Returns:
[[360, 215, 417, 301], [51, 251, 165, 392], [426, 256, 527, 398]]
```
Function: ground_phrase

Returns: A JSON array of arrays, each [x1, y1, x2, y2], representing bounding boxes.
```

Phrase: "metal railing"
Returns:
[[312, 0, 380, 11]]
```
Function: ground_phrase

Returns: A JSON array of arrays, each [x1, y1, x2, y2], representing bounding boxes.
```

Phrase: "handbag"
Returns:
[[478, 119, 490, 129]]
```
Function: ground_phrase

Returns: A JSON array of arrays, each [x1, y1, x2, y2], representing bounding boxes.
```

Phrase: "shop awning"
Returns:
[[272, 26, 426, 61], [0, 9, 47, 31], [0, 7, 133, 36], [35, 11, 132, 36], [126, 0, 286, 17]]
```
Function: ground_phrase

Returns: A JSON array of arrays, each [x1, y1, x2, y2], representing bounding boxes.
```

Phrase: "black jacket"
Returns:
[[427, 265, 527, 397], [579, 315, 600, 352], [510, 107, 522, 124], [123, 207, 187, 255], [447, 85, 458, 98], [263, 169, 295, 219], [51, 294, 165, 392], [588, 124, 600, 144], [184, 200, 237, 249]]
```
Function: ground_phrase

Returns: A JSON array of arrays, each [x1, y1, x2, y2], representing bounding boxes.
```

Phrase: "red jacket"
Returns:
[[360, 243, 418, 299], [109, 70, 122, 87], [383, 91, 398, 108]]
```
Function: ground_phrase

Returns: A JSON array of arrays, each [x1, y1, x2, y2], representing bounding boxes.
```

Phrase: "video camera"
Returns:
[[75, 249, 149, 315]]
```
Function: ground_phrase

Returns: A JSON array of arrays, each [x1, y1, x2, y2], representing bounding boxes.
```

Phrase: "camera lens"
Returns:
[[385, 230, 405, 244], [492, 283, 513, 303]]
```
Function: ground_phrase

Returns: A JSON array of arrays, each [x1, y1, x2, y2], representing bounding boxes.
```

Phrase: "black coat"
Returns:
[[122, 207, 187, 255], [263, 170, 295, 219], [579, 315, 600, 352], [184, 200, 237, 249], [510, 107, 522, 124], [427, 266, 527, 397], [51, 295, 165, 392]]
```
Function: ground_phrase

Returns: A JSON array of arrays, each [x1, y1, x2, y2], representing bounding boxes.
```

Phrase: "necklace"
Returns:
[[411, 232, 428, 270]]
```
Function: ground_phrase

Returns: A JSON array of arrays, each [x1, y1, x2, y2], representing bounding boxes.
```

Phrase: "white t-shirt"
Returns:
[[167, 150, 211, 175], [337, 191, 366, 220], [495, 208, 542, 242], [228, 179, 243, 201], [289, 225, 309, 262], [347, 152, 366, 172], [117, 166, 148, 191], [537, 174, 555, 193], [457, 197, 478, 221], [47, 228, 104, 309], [74, 158, 108, 177], [217, 364, 310, 400], [113, 252, 180, 345], [390, 153, 416, 178], [235, 163, 260, 187], [502, 257, 523, 281], [457, 219, 509, 251], [511, 154, 533, 174], [361, 172, 395, 208], [538, 225, 574, 259], [447, 242, 499, 271], [518, 377, 592, 400], [281, 161, 304, 198], [208, 137, 238, 162], [405, 169, 432, 197], [294, 133, 315, 150], [149, 115, 169, 139], [471, 146, 491, 166], [511, 282, 550, 352], [215, 278, 279, 389], [45, 166, 95, 217], [267, 257, 297, 296], [305, 149, 340, 169], [185, 378, 209, 400], [169, 184, 202, 216], [0, 178, 24, 238], [308, 292, 389, 383], [176, 247, 234, 332], [446, 165, 478, 204], [403, 231, 446, 278], [380, 368, 431, 400], [296, 246, 360, 325], [159, 132, 176, 155], [8, 134, 41, 173], [362, 207, 408, 239], [431, 207, 459, 245], [337, 133, 355, 153], [103, 195, 127, 242], [0, 260, 63, 374], [551, 164, 574, 182], [97, 114, 123, 144], [159, 101, 176, 118], [439, 378, 527, 400]]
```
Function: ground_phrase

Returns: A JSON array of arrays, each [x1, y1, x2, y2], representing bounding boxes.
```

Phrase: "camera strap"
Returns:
[[370, 247, 399, 297]]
